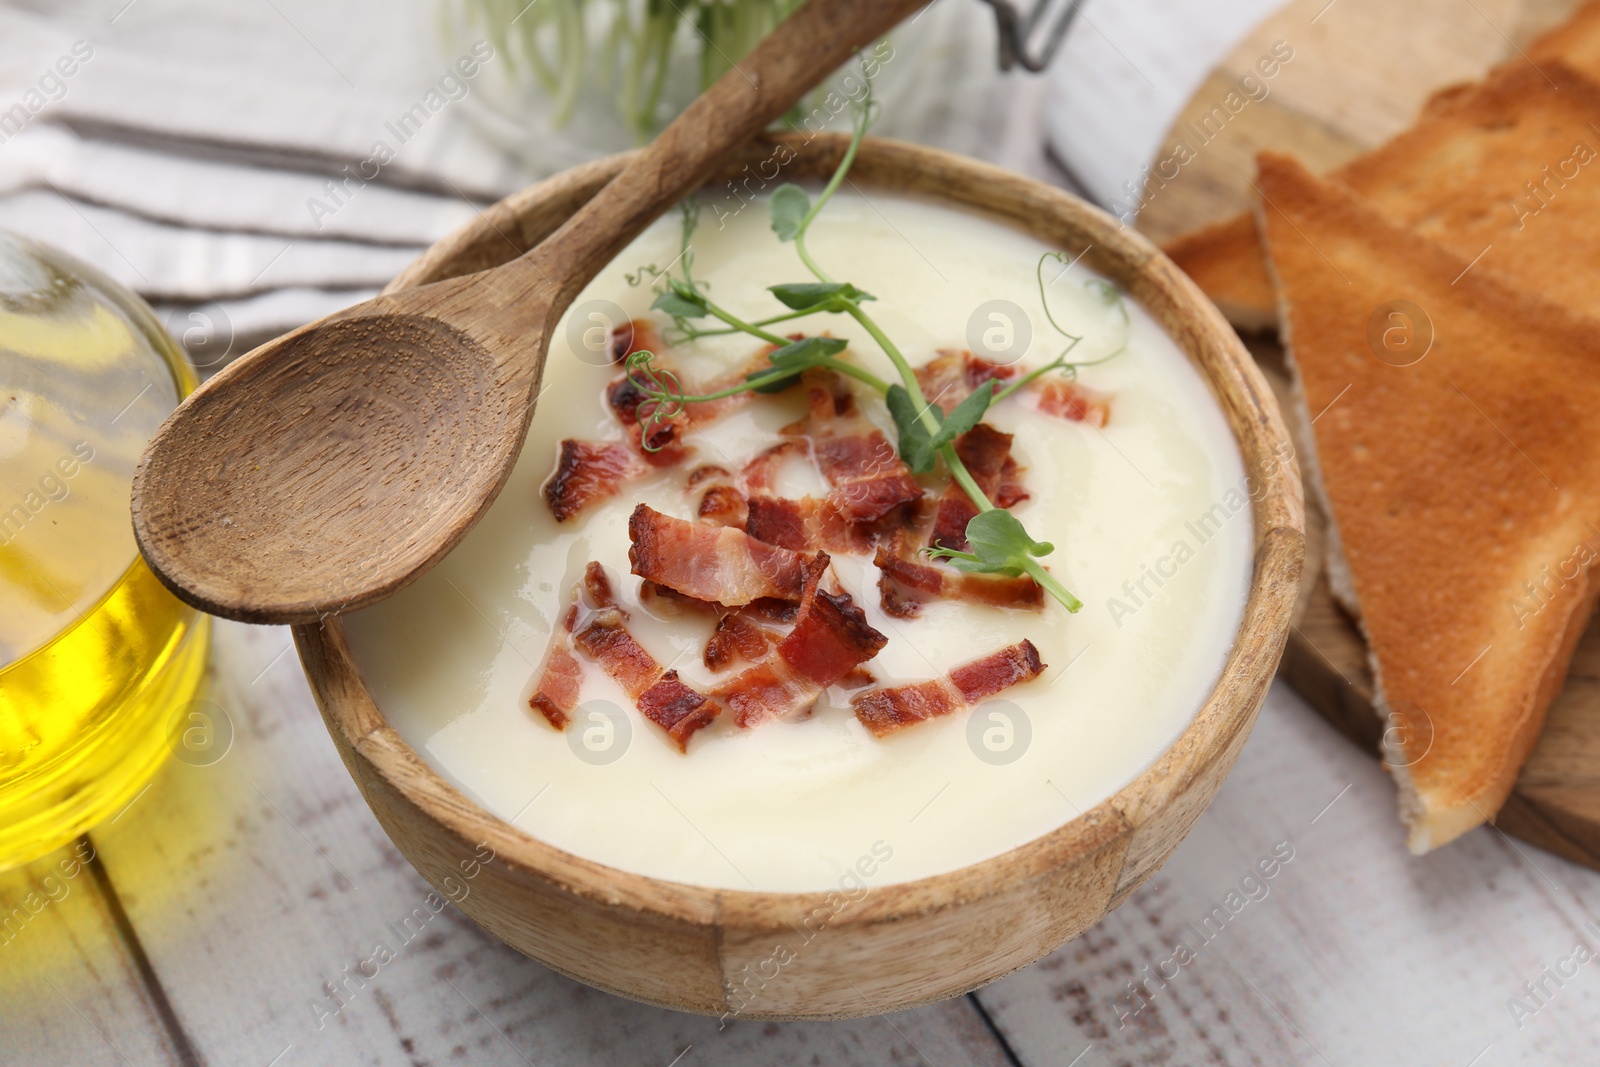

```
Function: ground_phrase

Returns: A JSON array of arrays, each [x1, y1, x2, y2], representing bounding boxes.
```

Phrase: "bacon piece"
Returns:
[[697, 484, 749, 528], [713, 554, 888, 728], [571, 603, 721, 751], [994, 467, 1029, 509], [542, 440, 647, 523], [629, 504, 810, 604], [1034, 379, 1111, 426], [875, 543, 1043, 618], [639, 580, 797, 622], [609, 318, 663, 365], [929, 423, 1029, 552], [541, 342, 774, 523], [914, 349, 1018, 413], [636, 675, 720, 748], [915, 348, 1111, 425], [605, 372, 693, 465], [852, 640, 1045, 737], [528, 643, 580, 729], [704, 611, 778, 671], [783, 370, 922, 523], [572, 611, 657, 692], [526, 562, 620, 729], [741, 440, 810, 494], [744, 494, 878, 554], [687, 463, 733, 488], [581, 560, 619, 608]]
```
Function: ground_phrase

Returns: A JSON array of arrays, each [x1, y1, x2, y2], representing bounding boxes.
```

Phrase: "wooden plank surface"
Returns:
[[980, 684, 1600, 1067], [0, 840, 194, 1066]]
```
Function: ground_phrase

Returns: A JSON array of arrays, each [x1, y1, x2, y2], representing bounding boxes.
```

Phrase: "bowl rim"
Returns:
[[295, 132, 1304, 932]]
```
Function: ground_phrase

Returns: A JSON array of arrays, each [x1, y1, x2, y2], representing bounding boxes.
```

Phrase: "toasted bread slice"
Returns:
[[1164, 215, 1277, 333], [1255, 153, 1600, 853], [1531, 0, 1600, 71], [1167, 56, 1600, 329]]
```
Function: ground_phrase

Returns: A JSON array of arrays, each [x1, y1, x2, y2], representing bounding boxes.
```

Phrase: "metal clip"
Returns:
[[978, 0, 1086, 72]]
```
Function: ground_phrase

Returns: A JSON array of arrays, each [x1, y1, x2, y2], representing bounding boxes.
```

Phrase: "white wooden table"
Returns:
[[7, 617, 1600, 1066], [9, 2, 1600, 1063]]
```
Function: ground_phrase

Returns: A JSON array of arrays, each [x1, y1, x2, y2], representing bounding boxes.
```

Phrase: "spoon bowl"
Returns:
[[134, 288, 536, 622]]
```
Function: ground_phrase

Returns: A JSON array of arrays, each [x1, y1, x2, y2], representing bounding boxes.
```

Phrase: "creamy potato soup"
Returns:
[[342, 191, 1253, 892]]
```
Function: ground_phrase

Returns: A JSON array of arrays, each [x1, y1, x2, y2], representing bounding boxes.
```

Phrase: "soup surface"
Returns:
[[343, 192, 1254, 891]]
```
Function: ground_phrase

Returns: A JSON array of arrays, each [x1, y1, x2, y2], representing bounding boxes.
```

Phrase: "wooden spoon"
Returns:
[[132, 0, 926, 625]]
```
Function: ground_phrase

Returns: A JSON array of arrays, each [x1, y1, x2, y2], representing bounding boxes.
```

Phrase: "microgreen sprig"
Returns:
[[991, 262, 1131, 404]]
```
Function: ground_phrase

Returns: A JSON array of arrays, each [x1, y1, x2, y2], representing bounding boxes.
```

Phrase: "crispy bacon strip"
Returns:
[[852, 640, 1045, 737], [572, 612, 721, 750], [543, 339, 776, 523], [698, 485, 749, 528], [526, 562, 618, 728], [629, 504, 810, 604], [929, 423, 1030, 552], [704, 611, 777, 671], [914, 349, 1017, 413], [608, 318, 663, 365], [566, 563, 721, 751], [783, 370, 921, 523], [713, 554, 888, 728], [741, 440, 809, 493], [1034, 379, 1110, 426], [582, 559, 619, 608], [915, 348, 1111, 425], [543, 440, 647, 524], [745, 495, 878, 554], [875, 541, 1043, 618], [528, 643, 580, 729]]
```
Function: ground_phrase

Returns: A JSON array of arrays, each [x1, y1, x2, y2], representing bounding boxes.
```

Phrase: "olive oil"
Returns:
[[0, 232, 210, 870], [0, 559, 209, 867]]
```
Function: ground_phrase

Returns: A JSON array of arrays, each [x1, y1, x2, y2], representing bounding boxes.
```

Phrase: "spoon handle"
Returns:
[[513, 0, 928, 311]]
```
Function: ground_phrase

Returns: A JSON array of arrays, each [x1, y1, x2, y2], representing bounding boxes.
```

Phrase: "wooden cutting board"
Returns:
[[1136, 0, 1584, 244], [1144, 0, 1600, 868]]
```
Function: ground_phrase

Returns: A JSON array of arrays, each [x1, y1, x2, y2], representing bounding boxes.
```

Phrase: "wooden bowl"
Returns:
[[295, 133, 1304, 1019]]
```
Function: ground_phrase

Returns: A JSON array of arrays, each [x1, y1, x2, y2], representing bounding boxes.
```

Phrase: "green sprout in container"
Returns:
[[458, 0, 807, 135]]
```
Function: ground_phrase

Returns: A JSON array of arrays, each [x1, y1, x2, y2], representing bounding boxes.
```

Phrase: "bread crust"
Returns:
[[1164, 214, 1276, 333], [1255, 153, 1600, 852]]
